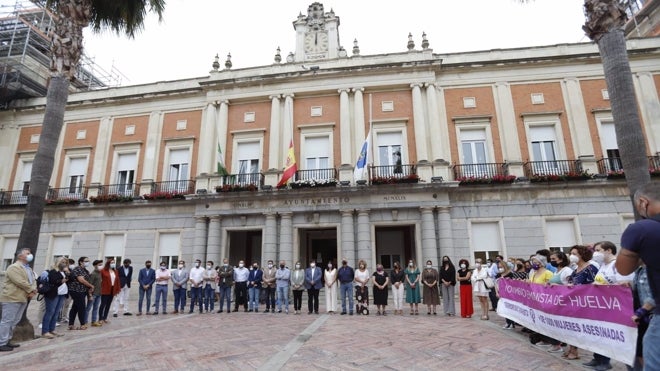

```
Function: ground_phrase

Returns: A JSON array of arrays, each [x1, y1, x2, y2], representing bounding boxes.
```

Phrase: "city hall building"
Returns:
[[1, 2, 659, 273]]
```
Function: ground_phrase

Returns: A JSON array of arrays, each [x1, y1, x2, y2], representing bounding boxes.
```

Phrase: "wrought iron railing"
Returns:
[[47, 187, 88, 201], [150, 180, 196, 195], [0, 190, 28, 206], [597, 157, 623, 174], [95, 183, 141, 197], [369, 164, 418, 184], [523, 160, 583, 177], [295, 168, 337, 181], [453, 162, 508, 179]]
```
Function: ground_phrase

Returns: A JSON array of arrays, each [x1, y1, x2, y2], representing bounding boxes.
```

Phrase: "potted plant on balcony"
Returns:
[[530, 171, 592, 183], [456, 174, 517, 185], [46, 198, 81, 205], [142, 191, 186, 200], [606, 170, 626, 179], [89, 194, 134, 203], [215, 184, 259, 193], [371, 173, 420, 185], [651, 168, 660, 177], [290, 178, 338, 189]]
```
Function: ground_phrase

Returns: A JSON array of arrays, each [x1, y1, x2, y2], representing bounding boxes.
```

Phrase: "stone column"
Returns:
[[437, 206, 454, 261], [217, 100, 229, 170], [426, 84, 445, 162], [207, 216, 222, 263], [356, 209, 371, 268], [492, 82, 523, 175], [561, 79, 594, 157], [268, 95, 282, 170], [353, 88, 366, 160], [411, 83, 429, 162], [279, 212, 293, 265], [635, 72, 660, 154], [263, 212, 278, 265], [141, 110, 164, 191], [193, 216, 209, 261], [420, 206, 438, 266], [199, 103, 218, 175], [339, 88, 352, 165], [340, 209, 355, 264], [90, 116, 113, 186]]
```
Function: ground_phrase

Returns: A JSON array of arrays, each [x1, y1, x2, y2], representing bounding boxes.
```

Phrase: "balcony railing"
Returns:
[[369, 164, 418, 184], [523, 160, 583, 177], [215, 173, 264, 192], [46, 187, 88, 204], [649, 155, 660, 170], [295, 168, 337, 181], [597, 157, 623, 174], [150, 180, 196, 195], [453, 162, 508, 179], [0, 190, 28, 206], [96, 183, 141, 197]]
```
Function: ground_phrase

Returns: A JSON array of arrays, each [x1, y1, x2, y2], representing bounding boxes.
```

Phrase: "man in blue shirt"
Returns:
[[275, 260, 290, 314], [616, 183, 660, 371], [136, 260, 155, 315], [337, 257, 355, 315]]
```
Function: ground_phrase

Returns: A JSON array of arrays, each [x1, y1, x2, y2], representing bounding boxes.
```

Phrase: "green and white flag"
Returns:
[[216, 142, 228, 175]]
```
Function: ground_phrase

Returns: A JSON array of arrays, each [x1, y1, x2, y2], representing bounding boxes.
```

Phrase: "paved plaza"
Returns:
[[1, 297, 629, 370]]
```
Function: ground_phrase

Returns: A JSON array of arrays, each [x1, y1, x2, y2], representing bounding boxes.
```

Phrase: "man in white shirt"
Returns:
[[188, 259, 204, 314], [233, 260, 249, 312], [171, 260, 188, 314]]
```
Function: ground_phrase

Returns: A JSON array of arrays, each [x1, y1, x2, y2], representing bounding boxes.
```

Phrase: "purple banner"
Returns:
[[497, 278, 635, 327]]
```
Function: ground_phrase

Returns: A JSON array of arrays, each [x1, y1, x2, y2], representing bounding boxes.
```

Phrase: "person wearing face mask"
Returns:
[[171, 260, 188, 314], [617, 183, 660, 371], [583, 241, 635, 370], [470, 258, 491, 320], [276, 260, 291, 314], [261, 260, 277, 313], [337, 258, 355, 315], [290, 262, 305, 314], [233, 260, 249, 312], [456, 259, 474, 318], [488, 255, 504, 312], [41, 257, 69, 339], [201, 261, 218, 313], [390, 262, 405, 315], [324, 261, 338, 314], [304, 260, 322, 315], [440, 256, 457, 316], [58, 259, 76, 323], [67, 256, 95, 330], [99, 258, 121, 323], [527, 255, 552, 285], [216, 258, 234, 313], [111, 259, 133, 318], [247, 262, 262, 312], [354, 260, 370, 315], [87, 260, 104, 326], [404, 260, 421, 315], [372, 264, 390, 316], [188, 259, 205, 314], [0, 248, 37, 351], [153, 261, 171, 315], [422, 260, 439, 315], [136, 260, 155, 316]]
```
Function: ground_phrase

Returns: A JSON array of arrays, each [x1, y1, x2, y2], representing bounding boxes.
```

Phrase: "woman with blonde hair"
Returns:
[[41, 257, 69, 339], [404, 259, 421, 315], [470, 258, 491, 320], [290, 261, 305, 315], [324, 260, 338, 313], [354, 260, 370, 315]]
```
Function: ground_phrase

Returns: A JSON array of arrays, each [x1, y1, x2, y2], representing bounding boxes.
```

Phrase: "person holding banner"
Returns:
[[456, 259, 473, 318], [470, 258, 491, 320], [616, 183, 660, 371], [541, 252, 573, 352]]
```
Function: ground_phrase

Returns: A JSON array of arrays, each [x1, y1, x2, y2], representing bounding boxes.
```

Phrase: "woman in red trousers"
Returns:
[[456, 258, 474, 318]]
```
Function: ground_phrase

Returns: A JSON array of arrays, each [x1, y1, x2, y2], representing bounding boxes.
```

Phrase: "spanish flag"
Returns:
[[277, 139, 297, 187]]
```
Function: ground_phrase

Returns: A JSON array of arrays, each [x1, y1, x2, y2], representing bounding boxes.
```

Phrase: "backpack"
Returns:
[[36, 274, 52, 295]]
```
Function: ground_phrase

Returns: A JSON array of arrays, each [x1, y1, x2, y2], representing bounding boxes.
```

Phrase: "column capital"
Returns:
[[209, 215, 222, 221], [340, 209, 354, 216], [357, 208, 370, 215], [283, 93, 295, 99], [419, 206, 435, 213], [279, 211, 293, 218], [351, 87, 364, 93], [410, 83, 423, 89], [269, 94, 282, 100], [264, 211, 277, 218], [423, 82, 436, 89], [338, 88, 351, 94], [195, 216, 209, 222], [437, 206, 451, 213]]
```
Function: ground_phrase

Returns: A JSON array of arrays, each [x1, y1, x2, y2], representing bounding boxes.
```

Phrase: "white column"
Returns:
[[353, 88, 366, 158], [279, 212, 293, 265], [426, 84, 445, 162], [199, 103, 218, 175], [142, 111, 164, 184], [193, 216, 209, 261], [91, 116, 113, 185], [437, 207, 454, 261], [339, 88, 352, 165], [268, 95, 282, 170], [492, 83, 522, 162], [263, 212, 278, 265], [635, 72, 660, 154], [340, 209, 355, 264], [356, 209, 371, 268], [411, 83, 429, 162], [561, 78, 594, 157], [420, 206, 438, 266], [217, 101, 229, 172], [207, 216, 222, 263]]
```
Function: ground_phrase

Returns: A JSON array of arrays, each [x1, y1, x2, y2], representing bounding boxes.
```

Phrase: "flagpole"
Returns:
[[368, 93, 374, 174]]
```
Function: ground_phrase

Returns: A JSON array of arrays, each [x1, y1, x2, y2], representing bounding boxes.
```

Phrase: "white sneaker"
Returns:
[[55, 323, 60, 327], [38, 323, 42, 329]]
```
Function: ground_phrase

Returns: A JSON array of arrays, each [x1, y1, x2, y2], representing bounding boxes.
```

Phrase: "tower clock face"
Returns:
[[304, 31, 329, 54]]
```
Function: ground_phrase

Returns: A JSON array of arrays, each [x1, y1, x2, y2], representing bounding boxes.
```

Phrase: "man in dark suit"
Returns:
[[113, 258, 133, 316], [304, 260, 323, 314], [247, 262, 263, 312], [137, 260, 155, 315]]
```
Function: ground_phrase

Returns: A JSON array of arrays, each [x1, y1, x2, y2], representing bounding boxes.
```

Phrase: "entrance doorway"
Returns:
[[227, 230, 262, 266], [375, 226, 415, 271], [299, 228, 337, 267]]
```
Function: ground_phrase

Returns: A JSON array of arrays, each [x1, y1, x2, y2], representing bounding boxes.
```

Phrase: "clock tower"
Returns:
[[293, 3, 341, 61]]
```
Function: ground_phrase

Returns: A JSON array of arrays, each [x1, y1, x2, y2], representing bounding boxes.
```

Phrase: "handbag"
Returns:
[[483, 277, 495, 290]]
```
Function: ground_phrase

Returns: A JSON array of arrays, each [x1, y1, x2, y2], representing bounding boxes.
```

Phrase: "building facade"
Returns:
[[1, 3, 659, 273]]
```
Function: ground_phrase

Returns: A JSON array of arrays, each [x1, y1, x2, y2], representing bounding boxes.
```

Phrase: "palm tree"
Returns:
[[8, 0, 165, 341], [520, 0, 651, 218]]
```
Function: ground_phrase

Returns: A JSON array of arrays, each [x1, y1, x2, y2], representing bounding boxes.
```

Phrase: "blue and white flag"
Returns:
[[354, 129, 371, 181]]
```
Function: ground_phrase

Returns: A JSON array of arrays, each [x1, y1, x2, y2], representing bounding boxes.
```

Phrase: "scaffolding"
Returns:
[[0, 0, 123, 107]]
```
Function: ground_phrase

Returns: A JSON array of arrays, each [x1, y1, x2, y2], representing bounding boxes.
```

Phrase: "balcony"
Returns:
[[284, 168, 338, 189], [0, 190, 28, 206], [369, 164, 419, 185], [144, 180, 195, 200], [597, 156, 660, 178], [215, 173, 264, 192], [452, 162, 516, 185], [523, 160, 591, 182], [46, 187, 88, 205], [89, 183, 141, 203]]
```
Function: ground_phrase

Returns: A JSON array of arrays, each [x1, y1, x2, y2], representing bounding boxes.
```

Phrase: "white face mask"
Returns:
[[97, 265, 103, 271], [178, 265, 184, 269], [310, 263, 316, 268], [268, 264, 273, 269], [207, 265, 213, 270], [110, 263, 116, 269], [592, 251, 605, 264], [408, 263, 413, 267], [569, 255, 579, 264], [498, 267, 504, 273], [26, 254, 34, 263], [239, 263, 244, 268], [460, 264, 466, 269], [84, 262, 90, 268], [195, 262, 200, 268], [426, 264, 432, 269], [475, 263, 481, 269], [69, 264, 76, 270], [295, 264, 301, 269]]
